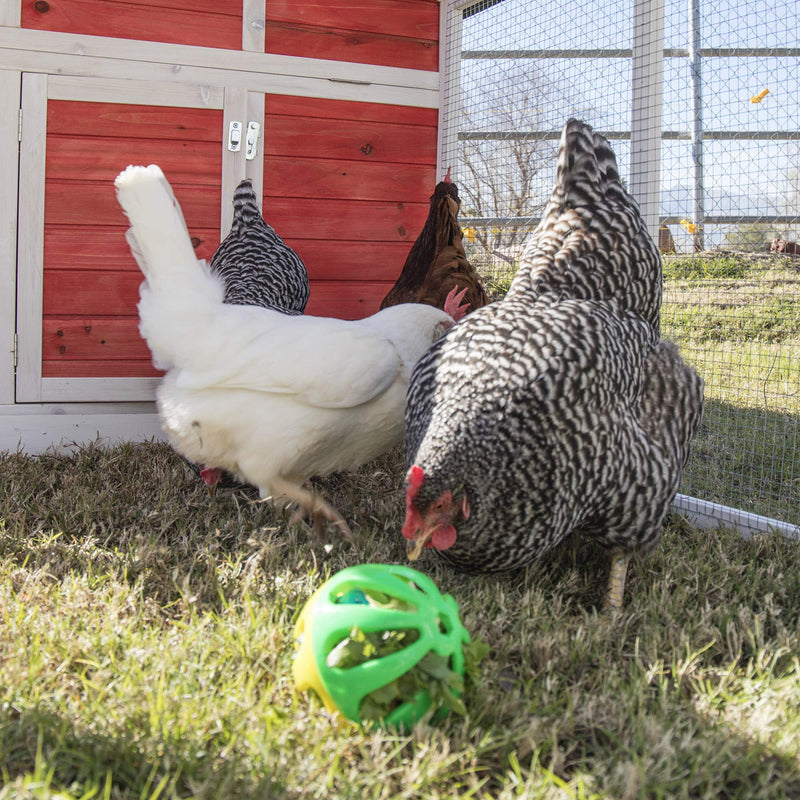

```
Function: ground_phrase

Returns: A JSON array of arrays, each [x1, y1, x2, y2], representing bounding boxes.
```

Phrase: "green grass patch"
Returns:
[[2, 443, 800, 799]]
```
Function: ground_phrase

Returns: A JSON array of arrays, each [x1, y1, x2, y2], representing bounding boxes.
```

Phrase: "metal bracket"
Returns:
[[227, 120, 242, 152], [245, 121, 261, 160]]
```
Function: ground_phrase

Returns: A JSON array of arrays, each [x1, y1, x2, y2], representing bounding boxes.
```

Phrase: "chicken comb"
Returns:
[[408, 465, 425, 495], [443, 167, 452, 184]]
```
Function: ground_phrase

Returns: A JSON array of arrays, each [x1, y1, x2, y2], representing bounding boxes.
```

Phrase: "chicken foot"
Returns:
[[604, 551, 631, 611], [270, 478, 353, 542]]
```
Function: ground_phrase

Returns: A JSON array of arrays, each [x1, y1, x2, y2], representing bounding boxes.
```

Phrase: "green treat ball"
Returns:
[[293, 563, 470, 729]]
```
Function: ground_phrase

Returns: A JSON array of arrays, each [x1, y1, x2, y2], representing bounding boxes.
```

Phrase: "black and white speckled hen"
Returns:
[[400, 119, 704, 609], [210, 178, 309, 313]]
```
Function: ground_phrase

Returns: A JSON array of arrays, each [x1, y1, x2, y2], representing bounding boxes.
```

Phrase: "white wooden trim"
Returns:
[[221, 86, 249, 234], [0, 69, 19, 405], [0, 4, 21, 27], [437, 2, 462, 180], [0, 410, 166, 454], [246, 90, 266, 200], [242, 0, 266, 53], [41, 377, 160, 403], [0, 28, 439, 100], [631, 0, 664, 242], [47, 74, 224, 108], [16, 72, 47, 403]]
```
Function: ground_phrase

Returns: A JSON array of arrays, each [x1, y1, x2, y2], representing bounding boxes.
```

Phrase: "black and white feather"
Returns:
[[402, 119, 703, 599], [210, 179, 309, 314]]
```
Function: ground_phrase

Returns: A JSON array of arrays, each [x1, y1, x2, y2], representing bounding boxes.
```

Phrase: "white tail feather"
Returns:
[[114, 164, 224, 370]]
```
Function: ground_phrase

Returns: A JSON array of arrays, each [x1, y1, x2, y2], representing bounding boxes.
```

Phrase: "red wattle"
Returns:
[[431, 525, 457, 551]]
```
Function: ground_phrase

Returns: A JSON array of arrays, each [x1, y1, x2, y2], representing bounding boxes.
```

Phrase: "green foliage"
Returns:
[[662, 254, 753, 281]]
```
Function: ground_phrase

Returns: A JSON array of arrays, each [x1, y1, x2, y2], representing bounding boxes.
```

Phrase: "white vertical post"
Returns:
[[221, 86, 249, 235], [16, 72, 47, 403], [0, 70, 20, 405], [437, 1, 463, 181], [688, 0, 705, 251], [631, 0, 665, 244], [242, 0, 266, 53]]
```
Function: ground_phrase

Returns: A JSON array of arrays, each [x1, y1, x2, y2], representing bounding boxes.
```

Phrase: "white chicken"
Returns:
[[115, 164, 467, 534]]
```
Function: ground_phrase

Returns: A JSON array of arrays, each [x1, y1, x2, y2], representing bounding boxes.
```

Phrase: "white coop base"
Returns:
[[672, 493, 800, 541], [0, 405, 165, 454]]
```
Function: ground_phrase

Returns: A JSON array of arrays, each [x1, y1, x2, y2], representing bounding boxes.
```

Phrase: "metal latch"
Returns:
[[245, 121, 261, 160], [228, 121, 242, 152]]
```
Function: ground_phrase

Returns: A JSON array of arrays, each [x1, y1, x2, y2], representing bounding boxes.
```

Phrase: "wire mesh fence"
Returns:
[[440, 0, 799, 528]]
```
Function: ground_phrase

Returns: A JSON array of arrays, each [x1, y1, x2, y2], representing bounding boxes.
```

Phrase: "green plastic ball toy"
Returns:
[[293, 563, 470, 729]]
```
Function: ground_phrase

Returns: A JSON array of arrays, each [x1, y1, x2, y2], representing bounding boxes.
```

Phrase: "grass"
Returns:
[[2, 442, 800, 799]]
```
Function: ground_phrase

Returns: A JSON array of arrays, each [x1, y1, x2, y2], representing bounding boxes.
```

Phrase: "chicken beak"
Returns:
[[206, 483, 217, 498], [406, 535, 429, 561]]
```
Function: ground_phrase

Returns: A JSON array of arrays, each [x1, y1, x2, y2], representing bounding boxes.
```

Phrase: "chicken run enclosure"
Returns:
[[0, 0, 798, 537]]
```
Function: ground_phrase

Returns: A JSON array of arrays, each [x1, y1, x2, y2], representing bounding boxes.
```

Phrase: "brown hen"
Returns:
[[380, 170, 488, 314]]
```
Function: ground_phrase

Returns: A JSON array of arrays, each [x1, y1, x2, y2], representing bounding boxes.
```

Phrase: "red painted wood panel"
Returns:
[[47, 101, 223, 142], [264, 115, 436, 165], [46, 137, 222, 184], [42, 360, 161, 378], [265, 95, 438, 126], [268, 0, 439, 40], [288, 240, 415, 281], [264, 156, 434, 202], [264, 0, 438, 70], [43, 317, 151, 361], [264, 21, 436, 71], [43, 225, 219, 270], [21, 0, 241, 49]]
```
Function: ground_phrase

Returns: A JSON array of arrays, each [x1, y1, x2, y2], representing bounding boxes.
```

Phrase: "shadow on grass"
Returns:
[[0, 704, 285, 799]]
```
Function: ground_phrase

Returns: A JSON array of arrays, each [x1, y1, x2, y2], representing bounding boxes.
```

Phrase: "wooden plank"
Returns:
[[17, 72, 48, 402], [260, 197, 429, 241], [47, 100, 223, 139], [304, 281, 394, 319], [45, 136, 222, 184], [263, 156, 435, 202], [43, 225, 219, 270], [288, 240, 415, 281], [41, 377, 159, 401], [2, 27, 440, 92], [0, 410, 165, 454], [43, 316, 152, 361], [43, 271, 142, 316], [222, 86, 248, 234], [0, 70, 20, 405], [0, 5, 21, 26], [264, 21, 438, 71], [0, 43, 439, 109], [267, 0, 439, 41], [242, 0, 266, 52], [266, 94, 438, 126], [44, 180, 221, 228], [245, 90, 266, 199], [47, 75, 223, 109], [264, 114, 436, 164], [42, 361, 160, 378], [21, 0, 242, 50]]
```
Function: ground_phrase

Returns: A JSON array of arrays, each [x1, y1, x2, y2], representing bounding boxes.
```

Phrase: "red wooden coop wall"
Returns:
[[25, 0, 441, 380]]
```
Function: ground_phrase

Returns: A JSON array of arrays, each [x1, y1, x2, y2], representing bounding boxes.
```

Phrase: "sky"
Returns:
[[450, 0, 800, 248]]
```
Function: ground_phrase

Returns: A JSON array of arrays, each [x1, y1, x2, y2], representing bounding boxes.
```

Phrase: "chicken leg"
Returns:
[[270, 478, 353, 542], [604, 551, 631, 611]]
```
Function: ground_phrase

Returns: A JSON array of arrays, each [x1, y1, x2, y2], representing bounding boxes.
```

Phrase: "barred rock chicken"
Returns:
[[115, 164, 467, 536], [400, 119, 704, 609], [380, 169, 488, 315], [210, 178, 309, 313], [196, 179, 310, 492]]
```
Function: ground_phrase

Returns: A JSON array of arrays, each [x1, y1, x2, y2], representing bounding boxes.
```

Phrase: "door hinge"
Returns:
[[13, 333, 18, 369], [18, 108, 23, 142]]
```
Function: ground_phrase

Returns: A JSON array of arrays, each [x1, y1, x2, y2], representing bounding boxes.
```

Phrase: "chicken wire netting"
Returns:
[[440, 0, 799, 528]]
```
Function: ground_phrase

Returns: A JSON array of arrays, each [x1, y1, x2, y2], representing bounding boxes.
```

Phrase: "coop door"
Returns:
[[15, 74, 261, 403]]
